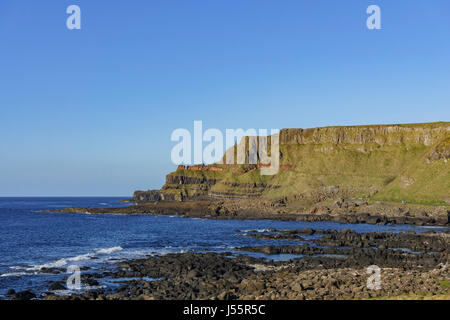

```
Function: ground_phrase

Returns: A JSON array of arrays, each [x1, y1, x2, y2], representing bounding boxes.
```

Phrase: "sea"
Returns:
[[0, 197, 446, 298]]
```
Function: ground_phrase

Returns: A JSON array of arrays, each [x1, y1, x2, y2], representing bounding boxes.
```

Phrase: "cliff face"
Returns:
[[279, 123, 447, 146], [134, 122, 450, 206]]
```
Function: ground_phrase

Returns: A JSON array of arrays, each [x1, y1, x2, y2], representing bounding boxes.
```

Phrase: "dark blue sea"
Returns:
[[0, 197, 446, 298]]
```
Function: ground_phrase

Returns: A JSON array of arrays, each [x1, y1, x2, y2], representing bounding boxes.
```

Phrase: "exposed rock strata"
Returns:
[[133, 123, 450, 216]]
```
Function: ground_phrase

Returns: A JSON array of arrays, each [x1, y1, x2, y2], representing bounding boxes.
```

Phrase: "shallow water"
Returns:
[[0, 197, 446, 297]]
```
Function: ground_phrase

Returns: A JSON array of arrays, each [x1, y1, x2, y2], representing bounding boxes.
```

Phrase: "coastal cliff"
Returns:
[[134, 122, 450, 208]]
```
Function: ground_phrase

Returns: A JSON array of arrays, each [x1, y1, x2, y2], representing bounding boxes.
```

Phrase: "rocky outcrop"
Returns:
[[41, 229, 450, 301], [133, 190, 182, 202], [134, 122, 450, 206], [279, 122, 449, 146], [177, 165, 224, 172], [164, 174, 218, 186], [428, 137, 450, 162]]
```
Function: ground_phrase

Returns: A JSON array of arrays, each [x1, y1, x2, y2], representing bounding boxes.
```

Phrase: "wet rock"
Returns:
[[38, 228, 450, 301], [40, 267, 62, 274], [12, 290, 36, 300], [49, 282, 66, 291], [6, 289, 16, 296]]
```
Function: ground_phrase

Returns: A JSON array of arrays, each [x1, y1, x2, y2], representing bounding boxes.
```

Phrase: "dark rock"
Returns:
[[12, 290, 36, 300], [6, 289, 16, 296], [49, 282, 66, 291], [186, 270, 200, 279], [40, 267, 62, 274]]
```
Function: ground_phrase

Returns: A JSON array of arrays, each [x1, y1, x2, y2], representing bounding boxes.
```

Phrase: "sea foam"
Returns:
[[9, 246, 124, 273]]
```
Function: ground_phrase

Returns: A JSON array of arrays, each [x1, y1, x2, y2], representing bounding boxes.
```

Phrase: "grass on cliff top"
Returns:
[[307, 121, 450, 130], [165, 126, 449, 205]]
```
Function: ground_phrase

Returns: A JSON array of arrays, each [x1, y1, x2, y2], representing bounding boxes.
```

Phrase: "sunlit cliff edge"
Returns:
[[134, 122, 450, 208]]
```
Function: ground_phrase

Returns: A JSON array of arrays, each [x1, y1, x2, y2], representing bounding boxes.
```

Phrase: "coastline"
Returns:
[[43, 199, 450, 226], [5, 197, 448, 300], [17, 227, 449, 300]]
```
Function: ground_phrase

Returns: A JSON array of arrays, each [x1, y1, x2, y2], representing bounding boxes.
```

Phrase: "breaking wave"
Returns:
[[8, 246, 123, 274]]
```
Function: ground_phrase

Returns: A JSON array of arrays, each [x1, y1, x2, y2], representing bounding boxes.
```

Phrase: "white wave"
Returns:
[[10, 246, 124, 272], [36, 258, 69, 269], [10, 265, 28, 270], [68, 253, 92, 262], [6, 245, 235, 278], [241, 229, 270, 233], [0, 272, 29, 277], [94, 246, 123, 254]]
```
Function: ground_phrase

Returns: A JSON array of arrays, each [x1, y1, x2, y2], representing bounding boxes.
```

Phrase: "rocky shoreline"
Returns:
[[8, 228, 449, 300], [43, 198, 450, 226], [31, 199, 450, 300]]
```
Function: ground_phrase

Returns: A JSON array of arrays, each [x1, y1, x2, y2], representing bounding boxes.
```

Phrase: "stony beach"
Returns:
[[8, 227, 448, 300], [45, 198, 450, 226]]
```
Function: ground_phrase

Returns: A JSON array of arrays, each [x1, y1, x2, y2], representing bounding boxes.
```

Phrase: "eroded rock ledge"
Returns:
[[46, 198, 450, 226], [21, 229, 449, 300], [135, 122, 449, 203]]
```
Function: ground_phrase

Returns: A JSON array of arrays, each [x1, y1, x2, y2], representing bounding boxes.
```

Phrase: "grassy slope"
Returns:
[[372, 153, 450, 205], [164, 123, 450, 206]]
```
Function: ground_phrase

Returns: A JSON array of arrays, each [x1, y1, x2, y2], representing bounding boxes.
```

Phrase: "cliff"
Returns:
[[134, 122, 450, 206]]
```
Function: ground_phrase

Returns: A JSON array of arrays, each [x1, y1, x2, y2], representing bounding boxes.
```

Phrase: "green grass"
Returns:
[[161, 123, 450, 204]]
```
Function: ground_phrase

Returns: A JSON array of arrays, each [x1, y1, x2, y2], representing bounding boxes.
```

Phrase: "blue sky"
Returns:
[[0, 0, 449, 196]]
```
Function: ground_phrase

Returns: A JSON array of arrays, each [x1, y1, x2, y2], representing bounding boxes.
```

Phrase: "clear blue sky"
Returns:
[[0, 0, 449, 196]]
